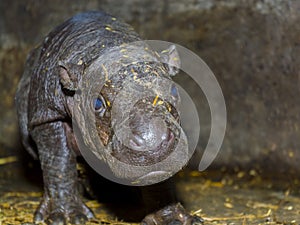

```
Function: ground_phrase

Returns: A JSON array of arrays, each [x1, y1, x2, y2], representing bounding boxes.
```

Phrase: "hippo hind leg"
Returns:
[[15, 49, 40, 159]]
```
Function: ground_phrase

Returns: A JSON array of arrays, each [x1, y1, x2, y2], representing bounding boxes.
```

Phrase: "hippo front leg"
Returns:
[[31, 121, 94, 225], [141, 179, 203, 225]]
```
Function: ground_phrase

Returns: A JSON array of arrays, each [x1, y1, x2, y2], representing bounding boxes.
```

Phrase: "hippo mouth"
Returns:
[[111, 126, 179, 167]]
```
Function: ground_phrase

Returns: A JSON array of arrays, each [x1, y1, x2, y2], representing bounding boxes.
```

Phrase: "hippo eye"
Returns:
[[92, 96, 106, 116], [94, 98, 103, 110], [171, 84, 179, 99]]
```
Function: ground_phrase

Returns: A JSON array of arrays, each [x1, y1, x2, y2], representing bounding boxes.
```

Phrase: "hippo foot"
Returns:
[[34, 194, 94, 225], [141, 203, 204, 225]]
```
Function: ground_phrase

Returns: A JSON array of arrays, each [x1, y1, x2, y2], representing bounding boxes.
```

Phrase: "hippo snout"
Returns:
[[128, 116, 173, 151]]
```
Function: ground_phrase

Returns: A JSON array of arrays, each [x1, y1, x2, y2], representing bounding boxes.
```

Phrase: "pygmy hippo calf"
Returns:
[[15, 11, 203, 225]]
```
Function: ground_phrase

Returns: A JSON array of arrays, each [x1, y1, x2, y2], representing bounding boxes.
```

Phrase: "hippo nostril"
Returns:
[[162, 128, 175, 143], [167, 129, 175, 143], [129, 134, 145, 148], [161, 128, 169, 142]]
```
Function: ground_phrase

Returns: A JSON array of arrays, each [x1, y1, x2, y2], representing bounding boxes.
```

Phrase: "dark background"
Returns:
[[0, 0, 299, 179]]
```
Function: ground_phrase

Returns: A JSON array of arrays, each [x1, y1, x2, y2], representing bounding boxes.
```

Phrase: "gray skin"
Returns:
[[15, 11, 203, 225]]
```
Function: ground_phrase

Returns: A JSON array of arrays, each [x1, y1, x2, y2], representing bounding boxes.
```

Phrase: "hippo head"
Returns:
[[62, 42, 190, 185]]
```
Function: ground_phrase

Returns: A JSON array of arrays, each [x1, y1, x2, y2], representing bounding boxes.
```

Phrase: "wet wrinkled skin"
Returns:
[[15, 11, 202, 225]]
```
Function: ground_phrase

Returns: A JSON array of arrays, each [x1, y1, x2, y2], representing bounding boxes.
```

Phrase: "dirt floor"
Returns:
[[0, 159, 299, 225]]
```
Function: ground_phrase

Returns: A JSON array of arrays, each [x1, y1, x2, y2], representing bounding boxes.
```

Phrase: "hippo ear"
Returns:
[[58, 61, 83, 93], [160, 45, 181, 76]]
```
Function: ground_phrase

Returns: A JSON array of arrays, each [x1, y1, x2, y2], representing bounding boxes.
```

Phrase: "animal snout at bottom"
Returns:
[[128, 116, 173, 151]]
